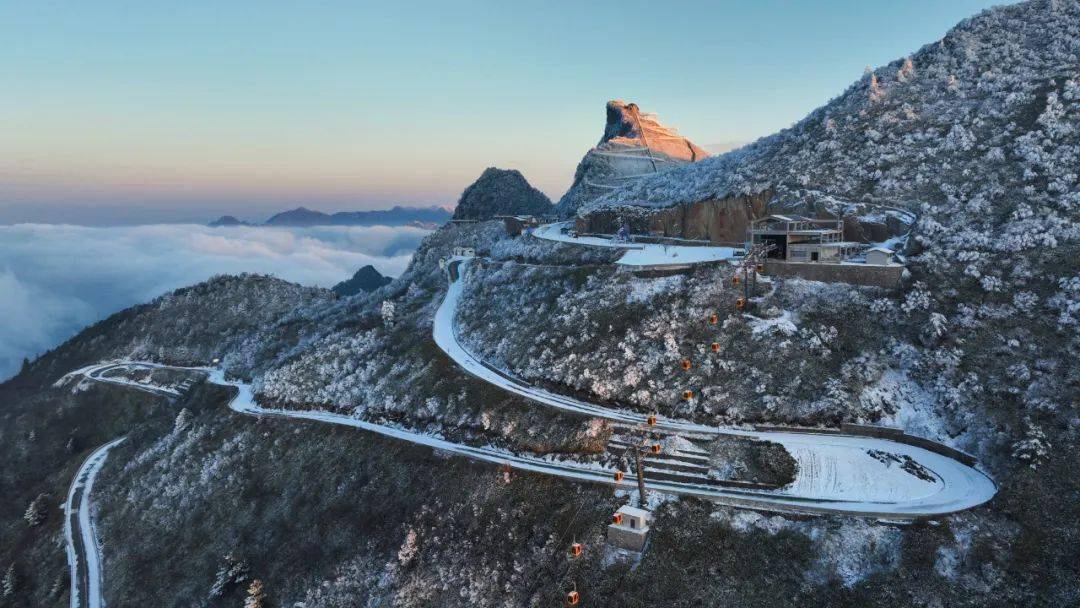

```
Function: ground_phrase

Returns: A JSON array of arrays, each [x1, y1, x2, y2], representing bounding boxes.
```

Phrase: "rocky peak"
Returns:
[[451, 168, 554, 221], [601, 100, 710, 162], [555, 100, 709, 217]]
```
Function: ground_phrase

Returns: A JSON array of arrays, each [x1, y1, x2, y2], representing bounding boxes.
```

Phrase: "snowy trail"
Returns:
[[433, 258, 997, 517], [65, 437, 125, 608]]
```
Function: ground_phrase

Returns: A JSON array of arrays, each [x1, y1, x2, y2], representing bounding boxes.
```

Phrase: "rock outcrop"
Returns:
[[555, 100, 709, 217], [451, 168, 553, 221]]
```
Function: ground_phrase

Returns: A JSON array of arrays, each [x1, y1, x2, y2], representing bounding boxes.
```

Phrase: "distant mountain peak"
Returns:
[[331, 264, 392, 296], [265, 207, 330, 226], [451, 168, 554, 221], [208, 215, 252, 227]]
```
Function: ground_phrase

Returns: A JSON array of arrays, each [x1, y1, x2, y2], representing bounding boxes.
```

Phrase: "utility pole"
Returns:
[[743, 264, 750, 304], [633, 447, 648, 507]]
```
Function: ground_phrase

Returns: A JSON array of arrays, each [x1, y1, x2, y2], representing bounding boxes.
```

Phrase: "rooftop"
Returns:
[[616, 505, 652, 519]]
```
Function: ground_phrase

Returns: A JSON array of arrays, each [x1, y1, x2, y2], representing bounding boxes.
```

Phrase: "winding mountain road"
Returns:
[[64, 437, 124, 608], [433, 257, 996, 518]]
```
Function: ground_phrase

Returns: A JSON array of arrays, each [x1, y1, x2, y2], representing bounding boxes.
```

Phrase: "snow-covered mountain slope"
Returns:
[[556, 100, 710, 216], [590, 2, 1078, 215], [2, 2, 1078, 607]]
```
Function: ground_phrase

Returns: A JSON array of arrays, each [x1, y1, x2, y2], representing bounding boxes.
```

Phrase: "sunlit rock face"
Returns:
[[555, 100, 710, 217]]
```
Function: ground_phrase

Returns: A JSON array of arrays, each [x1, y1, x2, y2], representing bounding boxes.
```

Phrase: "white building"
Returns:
[[452, 246, 476, 258], [865, 247, 895, 265], [607, 505, 651, 551]]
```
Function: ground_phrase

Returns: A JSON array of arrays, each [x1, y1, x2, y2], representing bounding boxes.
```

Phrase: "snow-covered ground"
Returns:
[[65, 437, 125, 608], [435, 259, 996, 516], [531, 222, 738, 267]]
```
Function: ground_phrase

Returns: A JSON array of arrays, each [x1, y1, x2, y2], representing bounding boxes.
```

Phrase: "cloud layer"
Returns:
[[0, 223, 429, 380]]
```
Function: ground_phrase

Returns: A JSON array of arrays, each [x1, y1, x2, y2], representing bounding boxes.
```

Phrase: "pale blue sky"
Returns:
[[1, 0, 1010, 224]]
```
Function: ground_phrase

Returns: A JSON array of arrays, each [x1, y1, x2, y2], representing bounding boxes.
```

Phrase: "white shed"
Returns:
[[607, 505, 652, 551], [866, 247, 894, 266]]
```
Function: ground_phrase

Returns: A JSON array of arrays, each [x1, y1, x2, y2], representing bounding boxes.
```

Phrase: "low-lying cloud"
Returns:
[[0, 223, 430, 380]]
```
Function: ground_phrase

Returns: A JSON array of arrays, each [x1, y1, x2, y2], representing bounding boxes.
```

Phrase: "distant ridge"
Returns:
[[264, 205, 451, 227], [208, 215, 253, 227], [209, 205, 452, 228]]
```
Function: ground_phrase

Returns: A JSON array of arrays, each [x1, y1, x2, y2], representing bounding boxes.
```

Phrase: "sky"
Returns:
[[0, 0, 1010, 225]]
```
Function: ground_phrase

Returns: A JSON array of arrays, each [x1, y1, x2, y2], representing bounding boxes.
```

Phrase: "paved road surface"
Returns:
[[64, 437, 124, 608]]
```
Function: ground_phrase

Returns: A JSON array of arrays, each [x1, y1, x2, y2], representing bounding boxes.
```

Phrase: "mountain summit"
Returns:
[[451, 167, 554, 220], [331, 265, 392, 296], [555, 100, 709, 216]]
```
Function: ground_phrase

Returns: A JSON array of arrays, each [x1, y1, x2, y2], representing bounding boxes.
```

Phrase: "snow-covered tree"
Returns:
[[208, 553, 249, 599], [174, 408, 192, 434], [23, 494, 46, 527], [381, 300, 396, 327], [2, 564, 17, 598]]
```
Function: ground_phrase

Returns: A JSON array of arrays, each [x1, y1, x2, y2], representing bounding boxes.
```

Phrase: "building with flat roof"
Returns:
[[748, 215, 862, 263]]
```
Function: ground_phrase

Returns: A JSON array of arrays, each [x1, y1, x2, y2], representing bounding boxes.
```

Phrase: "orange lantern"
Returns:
[[711, 342, 720, 352], [646, 414, 657, 426], [709, 313, 719, 325], [570, 542, 583, 557], [612, 513, 623, 525], [613, 470, 624, 482], [681, 359, 692, 371], [683, 389, 694, 400], [732, 276, 740, 286], [735, 298, 746, 310], [651, 444, 662, 454], [566, 590, 580, 605]]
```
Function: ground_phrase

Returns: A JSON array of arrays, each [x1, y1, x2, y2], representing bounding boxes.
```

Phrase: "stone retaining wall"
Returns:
[[763, 260, 903, 289]]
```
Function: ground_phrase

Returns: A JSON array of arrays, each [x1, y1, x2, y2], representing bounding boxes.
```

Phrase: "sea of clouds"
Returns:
[[0, 223, 431, 380]]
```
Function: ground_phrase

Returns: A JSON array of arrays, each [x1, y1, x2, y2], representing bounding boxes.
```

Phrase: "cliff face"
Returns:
[[555, 100, 709, 217], [451, 168, 554, 221], [576, 191, 771, 244]]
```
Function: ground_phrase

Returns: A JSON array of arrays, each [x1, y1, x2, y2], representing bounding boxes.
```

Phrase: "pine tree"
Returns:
[[174, 408, 192, 434], [2, 564, 17, 598], [23, 495, 46, 527], [381, 300, 396, 327]]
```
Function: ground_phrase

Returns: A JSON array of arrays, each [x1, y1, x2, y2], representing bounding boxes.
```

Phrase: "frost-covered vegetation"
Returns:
[[1, 1, 1078, 606], [456, 262, 902, 427]]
